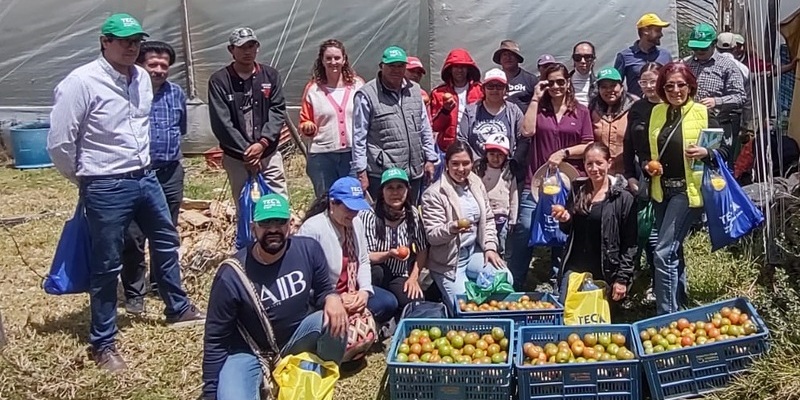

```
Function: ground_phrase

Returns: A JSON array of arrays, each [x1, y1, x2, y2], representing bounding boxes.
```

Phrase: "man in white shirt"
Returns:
[[570, 41, 597, 106], [47, 13, 204, 372]]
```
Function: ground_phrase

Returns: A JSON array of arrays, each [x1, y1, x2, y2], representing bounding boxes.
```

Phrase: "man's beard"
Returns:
[[259, 233, 286, 254]]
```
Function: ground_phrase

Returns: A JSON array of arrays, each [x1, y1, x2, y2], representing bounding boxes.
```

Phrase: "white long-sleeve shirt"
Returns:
[[295, 211, 374, 294], [47, 57, 153, 183]]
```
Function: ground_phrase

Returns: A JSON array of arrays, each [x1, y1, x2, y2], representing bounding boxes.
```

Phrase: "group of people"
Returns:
[[44, 10, 764, 400]]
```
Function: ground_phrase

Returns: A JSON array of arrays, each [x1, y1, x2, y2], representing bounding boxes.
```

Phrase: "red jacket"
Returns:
[[430, 49, 483, 150]]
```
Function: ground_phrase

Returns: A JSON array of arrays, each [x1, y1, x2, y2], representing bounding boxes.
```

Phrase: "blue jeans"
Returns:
[[306, 151, 352, 198], [506, 190, 562, 291], [121, 161, 184, 299], [367, 286, 398, 324], [431, 245, 515, 310], [81, 171, 190, 350], [216, 311, 346, 400], [652, 191, 702, 315]]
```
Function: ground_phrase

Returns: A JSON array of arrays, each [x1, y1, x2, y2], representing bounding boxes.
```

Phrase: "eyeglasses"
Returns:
[[484, 84, 506, 90], [638, 79, 657, 88], [106, 36, 145, 47], [663, 82, 689, 91], [547, 78, 568, 87], [571, 54, 595, 62]]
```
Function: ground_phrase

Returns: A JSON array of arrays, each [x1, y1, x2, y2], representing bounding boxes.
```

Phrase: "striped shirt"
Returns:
[[685, 51, 746, 108], [359, 208, 429, 278], [48, 57, 152, 183], [149, 81, 187, 165]]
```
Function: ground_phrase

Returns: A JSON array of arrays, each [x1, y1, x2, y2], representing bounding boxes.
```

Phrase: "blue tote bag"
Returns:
[[44, 202, 92, 295], [529, 168, 569, 247], [702, 150, 765, 251], [235, 172, 272, 249]]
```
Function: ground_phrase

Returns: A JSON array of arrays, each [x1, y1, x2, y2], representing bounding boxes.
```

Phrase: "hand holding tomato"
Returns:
[[551, 204, 570, 223]]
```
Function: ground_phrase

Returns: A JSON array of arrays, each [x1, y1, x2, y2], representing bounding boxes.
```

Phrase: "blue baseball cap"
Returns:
[[329, 177, 371, 211]]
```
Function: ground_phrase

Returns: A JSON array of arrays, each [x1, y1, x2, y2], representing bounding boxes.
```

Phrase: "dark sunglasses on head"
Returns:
[[547, 78, 568, 87], [663, 82, 689, 91], [571, 54, 595, 62]]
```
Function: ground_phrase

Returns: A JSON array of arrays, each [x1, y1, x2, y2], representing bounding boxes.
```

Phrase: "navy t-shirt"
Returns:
[[202, 237, 333, 398], [506, 67, 538, 113], [469, 104, 513, 158]]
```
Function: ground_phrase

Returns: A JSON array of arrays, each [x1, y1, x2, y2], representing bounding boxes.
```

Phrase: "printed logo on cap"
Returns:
[[350, 186, 363, 197], [386, 169, 403, 178], [262, 197, 282, 208], [388, 49, 402, 58], [121, 17, 138, 27]]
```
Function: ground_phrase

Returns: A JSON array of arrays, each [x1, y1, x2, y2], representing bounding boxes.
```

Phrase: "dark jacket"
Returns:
[[208, 63, 286, 160], [559, 175, 637, 285]]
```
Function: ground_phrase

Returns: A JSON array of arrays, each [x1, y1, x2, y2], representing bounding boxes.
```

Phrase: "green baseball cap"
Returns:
[[688, 23, 716, 49], [382, 46, 408, 64], [101, 13, 148, 38], [596, 67, 622, 82], [253, 194, 291, 222], [380, 167, 409, 186]]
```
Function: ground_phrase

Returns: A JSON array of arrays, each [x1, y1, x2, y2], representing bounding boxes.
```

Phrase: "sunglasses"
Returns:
[[547, 78, 568, 87], [571, 54, 595, 62], [663, 82, 689, 91], [256, 218, 289, 228]]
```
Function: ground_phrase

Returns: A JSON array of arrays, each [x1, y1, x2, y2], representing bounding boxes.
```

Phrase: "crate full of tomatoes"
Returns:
[[454, 292, 563, 327], [515, 324, 641, 400], [632, 297, 769, 400], [386, 318, 515, 400]]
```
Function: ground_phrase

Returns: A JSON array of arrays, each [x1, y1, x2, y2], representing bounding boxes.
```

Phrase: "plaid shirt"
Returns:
[[149, 80, 187, 164], [780, 44, 795, 113], [686, 51, 746, 109]]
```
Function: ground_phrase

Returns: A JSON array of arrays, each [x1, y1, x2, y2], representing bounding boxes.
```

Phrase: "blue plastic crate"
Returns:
[[453, 292, 564, 327], [386, 318, 515, 400], [631, 297, 770, 400], [515, 324, 641, 400]]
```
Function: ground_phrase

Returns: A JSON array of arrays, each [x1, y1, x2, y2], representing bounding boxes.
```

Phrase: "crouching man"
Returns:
[[202, 194, 349, 399]]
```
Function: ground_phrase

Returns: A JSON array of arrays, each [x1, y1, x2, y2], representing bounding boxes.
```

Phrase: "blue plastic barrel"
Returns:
[[10, 121, 53, 169]]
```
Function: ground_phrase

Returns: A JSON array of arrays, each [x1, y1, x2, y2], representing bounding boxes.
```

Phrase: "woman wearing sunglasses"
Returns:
[[641, 61, 728, 315], [569, 41, 597, 106], [508, 63, 594, 292]]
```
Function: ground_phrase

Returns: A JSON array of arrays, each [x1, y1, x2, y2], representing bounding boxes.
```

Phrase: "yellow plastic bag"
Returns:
[[563, 272, 611, 325], [274, 352, 340, 400]]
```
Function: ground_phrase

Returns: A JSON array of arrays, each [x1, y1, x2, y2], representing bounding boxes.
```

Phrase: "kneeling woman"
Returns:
[[360, 168, 429, 313], [297, 177, 398, 325], [421, 141, 513, 308], [552, 142, 638, 306]]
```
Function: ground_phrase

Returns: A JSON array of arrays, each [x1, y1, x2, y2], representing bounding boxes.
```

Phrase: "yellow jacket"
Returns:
[[648, 101, 708, 208]]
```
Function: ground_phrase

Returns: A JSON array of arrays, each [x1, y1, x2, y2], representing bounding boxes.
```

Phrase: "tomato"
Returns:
[[429, 327, 442, 340], [680, 336, 694, 347], [396, 353, 409, 362], [676, 318, 690, 331], [410, 343, 422, 355], [611, 333, 626, 347], [720, 307, 732, 318], [491, 327, 505, 341]]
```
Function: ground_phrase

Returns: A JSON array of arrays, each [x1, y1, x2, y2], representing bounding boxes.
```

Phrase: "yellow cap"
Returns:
[[637, 13, 670, 29]]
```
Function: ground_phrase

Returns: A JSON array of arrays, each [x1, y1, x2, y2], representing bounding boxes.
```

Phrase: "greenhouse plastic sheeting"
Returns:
[[0, 0, 677, 154]]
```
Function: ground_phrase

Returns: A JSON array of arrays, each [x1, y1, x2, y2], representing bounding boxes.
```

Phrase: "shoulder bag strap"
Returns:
[[657, 107, 692, 160], [222, 257, 282, 359]]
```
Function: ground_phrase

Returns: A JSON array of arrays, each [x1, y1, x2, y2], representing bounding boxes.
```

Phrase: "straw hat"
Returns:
[[530, 162, 581, 202]]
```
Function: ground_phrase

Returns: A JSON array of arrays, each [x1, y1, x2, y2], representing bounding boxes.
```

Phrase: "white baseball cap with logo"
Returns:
[[483, 68, 508, 85], [484, 133, 510, 155]]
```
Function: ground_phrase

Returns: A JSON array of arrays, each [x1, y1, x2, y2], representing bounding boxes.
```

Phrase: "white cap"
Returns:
[[482, 68, 508, 85], [484, 133, 510, 155], [717, 32, 735, 49]]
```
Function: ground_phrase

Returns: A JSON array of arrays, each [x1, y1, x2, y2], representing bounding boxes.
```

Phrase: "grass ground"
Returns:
[[0, 154, 798, 399]]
